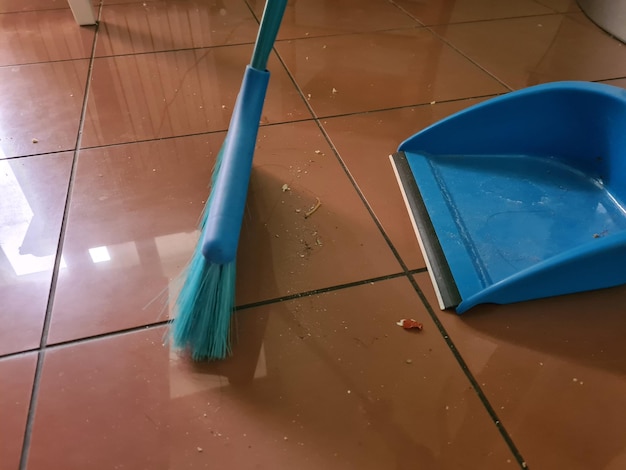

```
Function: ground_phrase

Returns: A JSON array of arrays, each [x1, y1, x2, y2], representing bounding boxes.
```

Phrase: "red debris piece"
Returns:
[[396, 319, 423, 330]]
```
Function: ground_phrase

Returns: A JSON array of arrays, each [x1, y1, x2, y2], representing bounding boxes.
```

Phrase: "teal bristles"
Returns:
[[171, 252, 236, 361], [171, 147, 237, 361]]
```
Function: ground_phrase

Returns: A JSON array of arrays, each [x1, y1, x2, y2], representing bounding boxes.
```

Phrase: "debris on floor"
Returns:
[[304, 197, 321, 218], [282, 183, 291, 192], [396, 319, 423, 330]]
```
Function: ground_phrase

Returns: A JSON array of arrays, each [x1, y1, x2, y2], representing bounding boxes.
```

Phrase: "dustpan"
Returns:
[[391, 81, 626, 313]]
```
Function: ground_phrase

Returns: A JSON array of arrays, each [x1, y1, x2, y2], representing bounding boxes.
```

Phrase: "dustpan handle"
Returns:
[[250, 0, 288, 71]]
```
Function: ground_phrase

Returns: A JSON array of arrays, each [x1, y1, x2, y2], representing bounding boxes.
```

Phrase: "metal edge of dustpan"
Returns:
[[390, 152, 461, 310]]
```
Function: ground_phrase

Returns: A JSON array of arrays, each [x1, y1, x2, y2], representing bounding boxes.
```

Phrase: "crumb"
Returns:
[[332, 88, 338, 94], [396, 319, 423, 330], [282, 183, 290, 192], [197, 447, 203, 452], [405, 359, 413, 364], [304, 197, 322, 218], [32, 138, 38, 143]]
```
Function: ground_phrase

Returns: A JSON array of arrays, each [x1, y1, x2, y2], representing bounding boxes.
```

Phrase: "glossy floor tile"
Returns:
[[96, 0, 259, 56], [0, 153, 72, 356], [0, 353, 37, 470], [0, 60, 88, 159], [432, 13, 626, 89], [0, 0, 68, 14], [275, 29, 507, 118], [29, 280, 519, 469], [4, 0, 626, 468], [47, 133, 223, 344], [392, 0, 552, 25], [415, 272, 626, 470], [603, 78, 626, 89], [534, 0, 580, 13], [81, 47, 310, 148], [248, 0, 418, 40], [0, 8, 94, 66]]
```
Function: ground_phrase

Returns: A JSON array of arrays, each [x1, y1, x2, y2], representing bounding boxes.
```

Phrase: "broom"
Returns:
[[172, 0, 288, 361]]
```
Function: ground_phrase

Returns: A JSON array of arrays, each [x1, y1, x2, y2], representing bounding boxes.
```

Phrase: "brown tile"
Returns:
[[47, 134, 223, 344], [534, 0, 580, 13], [275, 29, 506, 118], [81, 47, 310, 148], [0, 8, 94, 66], [602, 78, 626, 89], [322, 100, 486, 270], [431, 13, 626, 89], [0, 0, 68, 13], [28, 327, 170, 470], [236, 120, 401, 305], [0, 353, 37, 470], [415, 271, 626, 470], [247, 0, 418, 40], [0, 153, 73, 356], [47, 120, 402, 343], [30, 280, 518, 469], [103, 0, 159, 4], [96, 0, 258, 56], [392, 0, 552, 25], [0, 60, 88, 159]]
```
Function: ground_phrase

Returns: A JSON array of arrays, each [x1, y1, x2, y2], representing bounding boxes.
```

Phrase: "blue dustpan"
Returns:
[[391, 81, 626, 313]]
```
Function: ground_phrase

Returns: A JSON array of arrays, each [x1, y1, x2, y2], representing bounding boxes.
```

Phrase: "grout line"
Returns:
[[313, 94, 502, 121], [84, 41, 256, 61], [388, 0, 562, 27], [0, 270, 426, 361], [0, 55, 93, 70], [18, 5, 103, 469], [44, 322, 170, 350], [0, 348, 40, 361], [235, 270, 424, 311], [407, 275, 529, 469], [73, 116, 317, 151]]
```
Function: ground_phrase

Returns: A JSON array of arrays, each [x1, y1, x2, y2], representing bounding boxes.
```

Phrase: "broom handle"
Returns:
[[251, 0, 288, 71], [201, 0, 288, 263]]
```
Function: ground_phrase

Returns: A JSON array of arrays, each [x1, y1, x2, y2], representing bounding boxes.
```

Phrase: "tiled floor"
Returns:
[[1, 0, 626, 468]]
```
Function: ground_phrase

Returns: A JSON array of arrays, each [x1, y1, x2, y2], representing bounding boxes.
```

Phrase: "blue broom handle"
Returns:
[[200, 0, 287, 263], [250, 0, 288, 71]]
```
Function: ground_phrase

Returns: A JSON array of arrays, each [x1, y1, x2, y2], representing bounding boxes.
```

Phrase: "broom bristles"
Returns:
[[171, 145, 237, 361]]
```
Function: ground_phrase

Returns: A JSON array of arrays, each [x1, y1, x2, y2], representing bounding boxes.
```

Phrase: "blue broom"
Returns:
[[172, 0, 288, 361]]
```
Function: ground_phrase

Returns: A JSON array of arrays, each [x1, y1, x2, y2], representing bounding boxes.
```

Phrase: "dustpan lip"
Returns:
[[398, 80, 626, 154]]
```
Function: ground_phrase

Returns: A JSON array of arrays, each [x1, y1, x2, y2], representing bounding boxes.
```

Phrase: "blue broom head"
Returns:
[[171, 146, 237, 361]]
